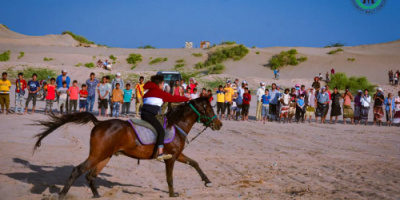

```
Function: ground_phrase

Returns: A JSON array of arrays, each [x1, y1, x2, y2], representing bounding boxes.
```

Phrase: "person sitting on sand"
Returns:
[[97, 59, 103, 68]]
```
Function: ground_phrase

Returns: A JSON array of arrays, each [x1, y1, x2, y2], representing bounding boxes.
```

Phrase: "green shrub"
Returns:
[[18, 52, 25, 59], [192, 53, 203, 57], [331, 42, 345, 47], [347, 57, 355, 61], [163, 57, 168, 61], [2, 24, 9, 30], [7, 67, 56, 81], [327, 48, 344, 55], [329, 73, 376, 94], [256, 51, 260, 55], [92, 56, 96, 60], [112, 62, 116, 64], [99, 72, 116, 80], [298, 56, 308, 62], [43, 57, 53, 61], [75, 63, 82, 67], [126, 53, 142, 65], [220, 41, 236, 45], [194, 62, 205, 69], [202, 78, 225, 89], [138, 45, 156, 49], [131, 65, 136, 70], [174, 63, 185, 70], [84, 62, 95, 68], [62, 31, 95, 44], [205, 44, 249, 66], [324, 45, 332, 48], [175, 59, 185, 63], [0, 51, 10, 62], [267, 49, 306, 70], [180, 71, 199, 82], [252, 46, 256, 49], [149, 57, 168, 65], [207, 64, 225, 74], [109, 55, 117, 61]]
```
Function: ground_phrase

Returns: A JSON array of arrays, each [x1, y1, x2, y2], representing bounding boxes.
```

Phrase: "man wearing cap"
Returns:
[[256, 82, 266, 121], [223, 80, 234, 120], [56, 69, 71, 112], [110, 73, 124, 116]]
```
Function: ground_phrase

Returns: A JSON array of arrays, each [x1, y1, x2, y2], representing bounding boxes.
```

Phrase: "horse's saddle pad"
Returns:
[[128, 118, 175, 145]]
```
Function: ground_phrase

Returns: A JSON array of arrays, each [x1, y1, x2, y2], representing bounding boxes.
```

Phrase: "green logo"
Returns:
[[351, 0, 386, 14]]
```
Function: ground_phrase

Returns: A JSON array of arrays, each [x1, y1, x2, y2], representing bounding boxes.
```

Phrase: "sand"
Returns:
[[0, 26, 400, 200]]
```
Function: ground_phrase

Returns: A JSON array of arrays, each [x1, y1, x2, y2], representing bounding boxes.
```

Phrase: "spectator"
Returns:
[[56, 69, 71, 113], [24, 74, 40, 115], [57, 82, 68, 114], [223, 80, 234, 120], [44, 78, 56, 114], [68, 80, 79, 113], [97, 76, 111, 117], [0, 72, 11, 115], [180, 79, 187, 92], [85, 72, 100, 113], [14, 72, 27, 115], [79, 84, 88, 112], [261, 89, 270, 124], [135, 76, 145, 117], [242, 87, 251, 121], [191, 88, 199, 99], [121, 83, 134, 117], [256, 82, 266, 121], [111, 83, 123, 118]]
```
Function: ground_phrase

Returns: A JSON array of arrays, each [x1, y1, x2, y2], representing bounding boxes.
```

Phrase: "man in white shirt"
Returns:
[[256, 82, 266, 121]]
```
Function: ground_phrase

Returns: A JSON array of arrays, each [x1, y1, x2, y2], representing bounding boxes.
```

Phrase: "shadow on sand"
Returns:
[[1, 158, 145, 195]]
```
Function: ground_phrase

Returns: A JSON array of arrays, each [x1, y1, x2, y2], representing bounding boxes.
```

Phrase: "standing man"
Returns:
[[14, 72, 27, 115], [56, 69, 71, 113], [110, 73, 124, 115], [268, 83, 279, 121], [224, 80, 234, 120], [85, 72, 99, 113], [135, 76, 145, 118], [256, 82, 266, 121], [316, 87, 330, 123], [0, 72, 12, 115], [24, 74, 40, 114], [97, 76, 111, 117]]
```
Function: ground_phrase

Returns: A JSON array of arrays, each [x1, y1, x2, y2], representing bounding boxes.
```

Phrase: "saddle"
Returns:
[[128, 116, 176, 145]]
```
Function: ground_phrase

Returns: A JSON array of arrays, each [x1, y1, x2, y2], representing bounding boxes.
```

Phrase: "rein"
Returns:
[[175, 102, 217, 149]]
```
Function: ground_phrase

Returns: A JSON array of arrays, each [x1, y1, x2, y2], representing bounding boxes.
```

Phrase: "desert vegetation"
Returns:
[[192, 53, 203, 57], [126, 54, 142, 66], [0, 50, 10, 62], [138, 45, 156, 49], [327, 48, 344, 55], [220, 41, 236, 45], [205, 44, 249, 66], [268, 49, 307, 70], [84, 62, 95, 68], [324, 42, 345, 48], [6, 67, 56, 80], [347, 57, 356, 61], [149, 57, 168, 65], [207, 64, 225, 74], [329, 72, 376, 94], [75, 63, 82, 67], [43, 57, 53, 61], [62, 31, 95, 44], [18, 52, 25, 59]]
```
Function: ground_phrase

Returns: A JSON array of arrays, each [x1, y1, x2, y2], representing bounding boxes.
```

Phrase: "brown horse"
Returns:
[[33, 97, 222, 199]]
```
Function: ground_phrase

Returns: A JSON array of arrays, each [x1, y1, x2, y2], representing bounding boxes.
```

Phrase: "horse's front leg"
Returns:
[[177, 153, 212, 187], [165, 159, 179, 197]]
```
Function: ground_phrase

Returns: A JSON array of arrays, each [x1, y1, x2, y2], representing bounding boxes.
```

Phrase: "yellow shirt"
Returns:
[[0, 79, 11, 94], [224, 87, 234, 102], [135, 83, 144, 98], [216, 91, 225, 102]]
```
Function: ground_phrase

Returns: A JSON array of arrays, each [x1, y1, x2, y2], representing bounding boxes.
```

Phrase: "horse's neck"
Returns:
[[175, 112, 198, 134]]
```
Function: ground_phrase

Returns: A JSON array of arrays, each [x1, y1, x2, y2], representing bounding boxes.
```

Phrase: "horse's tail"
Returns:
[[33, 112, 100, 153]]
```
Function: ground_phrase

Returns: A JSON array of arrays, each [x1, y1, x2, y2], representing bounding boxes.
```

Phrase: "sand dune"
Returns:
[[0, 28, 400, 200]]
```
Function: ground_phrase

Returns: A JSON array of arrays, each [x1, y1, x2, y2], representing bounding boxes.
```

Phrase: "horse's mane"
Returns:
[[166, 97, 209, 127]]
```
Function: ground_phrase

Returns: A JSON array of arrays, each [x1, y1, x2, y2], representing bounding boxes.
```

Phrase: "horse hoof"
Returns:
[[205, 182, 213, 187], [93, 194, 101, 198], [170, 192, 179, 197]]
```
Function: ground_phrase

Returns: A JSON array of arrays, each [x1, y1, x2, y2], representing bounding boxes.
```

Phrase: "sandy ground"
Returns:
[[0, 90, 399, 200], [1, 25, 400, 200]]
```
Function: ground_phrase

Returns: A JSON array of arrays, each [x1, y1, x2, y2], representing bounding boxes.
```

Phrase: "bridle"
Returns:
[[188, 103, 217, 127]]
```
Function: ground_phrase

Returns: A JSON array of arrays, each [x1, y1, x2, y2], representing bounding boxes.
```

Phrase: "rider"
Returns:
[[141, 75, 189, 161]]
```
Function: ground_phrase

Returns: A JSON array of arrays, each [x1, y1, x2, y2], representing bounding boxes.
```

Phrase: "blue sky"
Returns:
[[1, 0, 399, 48]]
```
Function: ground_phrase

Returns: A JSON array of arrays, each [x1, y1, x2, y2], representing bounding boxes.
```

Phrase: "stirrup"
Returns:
[[156, 153, 172, 161]]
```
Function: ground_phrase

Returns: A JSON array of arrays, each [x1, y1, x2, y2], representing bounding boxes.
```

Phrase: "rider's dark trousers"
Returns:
[[141, 112, 165, 148]]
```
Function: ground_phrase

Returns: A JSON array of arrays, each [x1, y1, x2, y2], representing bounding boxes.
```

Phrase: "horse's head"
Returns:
[[189, 97, 222, 130]]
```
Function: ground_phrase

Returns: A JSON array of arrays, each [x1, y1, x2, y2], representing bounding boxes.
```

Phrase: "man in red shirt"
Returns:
[[141, 75, 189, 161], [14, 72, 27, 115], [242, 87, 251, 121]]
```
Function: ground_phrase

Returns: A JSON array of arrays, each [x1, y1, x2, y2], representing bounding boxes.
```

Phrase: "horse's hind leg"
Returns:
[[165, 159, 179, 197], [86, 156, 111, 198], [177, 153, 212, 187], [58, 157, 100, 200]]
